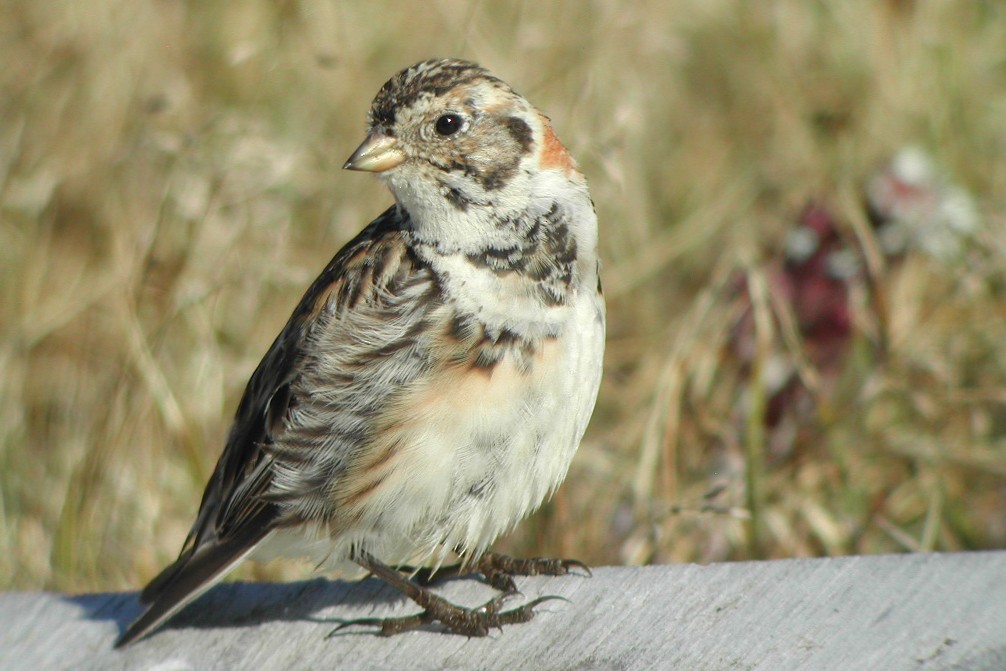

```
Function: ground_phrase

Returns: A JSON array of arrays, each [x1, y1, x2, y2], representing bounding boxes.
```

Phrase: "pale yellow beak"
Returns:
[[343, 130, 406, 172]]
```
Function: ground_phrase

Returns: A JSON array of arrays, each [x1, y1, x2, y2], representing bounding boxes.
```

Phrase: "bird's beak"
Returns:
[[343, 130, 406, 172]]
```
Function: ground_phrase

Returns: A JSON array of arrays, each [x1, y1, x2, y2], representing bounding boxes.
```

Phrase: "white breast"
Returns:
[[256, 175, 604, 573], [362, 297, 601, 556]]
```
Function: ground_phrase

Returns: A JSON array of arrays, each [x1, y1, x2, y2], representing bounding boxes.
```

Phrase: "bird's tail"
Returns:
[[115, 526, 271, 648]]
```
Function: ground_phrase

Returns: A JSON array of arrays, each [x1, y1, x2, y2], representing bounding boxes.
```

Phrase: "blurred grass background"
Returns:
[[3, 0, 1006, 593]]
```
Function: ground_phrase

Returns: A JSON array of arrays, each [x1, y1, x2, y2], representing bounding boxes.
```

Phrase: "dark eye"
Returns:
[[434, 114, 464, 136]]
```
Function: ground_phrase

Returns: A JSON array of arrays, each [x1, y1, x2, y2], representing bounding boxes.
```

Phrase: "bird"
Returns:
[[115, 57, 605, 648]]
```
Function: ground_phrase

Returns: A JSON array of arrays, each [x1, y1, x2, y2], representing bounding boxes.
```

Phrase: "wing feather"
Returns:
[[117, 205, 417, 646]]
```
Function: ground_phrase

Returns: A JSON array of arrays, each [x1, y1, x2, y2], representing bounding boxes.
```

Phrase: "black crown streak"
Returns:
[[466, 203, 578, 307], [369, 59, 497, 128]]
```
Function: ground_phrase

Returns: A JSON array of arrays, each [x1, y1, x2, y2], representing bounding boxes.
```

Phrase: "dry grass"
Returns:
[[3, 0, 1006, 593]]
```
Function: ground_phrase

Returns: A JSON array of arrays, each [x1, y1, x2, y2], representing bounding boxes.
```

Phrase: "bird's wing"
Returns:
[[116, 205, 420, 647]]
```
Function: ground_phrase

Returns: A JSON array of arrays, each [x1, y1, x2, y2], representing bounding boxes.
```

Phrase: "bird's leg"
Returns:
[[333, 551, 563, 637], [399, 550, 591, 592], [476, 551, 592, 590]]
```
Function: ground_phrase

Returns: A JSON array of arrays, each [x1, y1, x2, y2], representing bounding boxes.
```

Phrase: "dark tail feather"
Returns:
[[115, 526, 271, 648], [138, 547, 194, 606]]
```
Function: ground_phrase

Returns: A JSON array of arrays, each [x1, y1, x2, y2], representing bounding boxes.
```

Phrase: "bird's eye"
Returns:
[[434, 114, 464, 137]]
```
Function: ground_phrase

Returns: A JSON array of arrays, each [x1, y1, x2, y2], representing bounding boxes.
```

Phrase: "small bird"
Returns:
[[116, 58, 605, 647]]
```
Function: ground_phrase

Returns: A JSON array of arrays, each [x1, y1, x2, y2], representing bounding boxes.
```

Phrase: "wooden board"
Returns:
[[3, 552, 1005, 670]]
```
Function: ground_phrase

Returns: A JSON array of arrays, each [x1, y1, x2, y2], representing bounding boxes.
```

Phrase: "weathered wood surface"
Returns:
[[2, 552, 1005, 670]]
